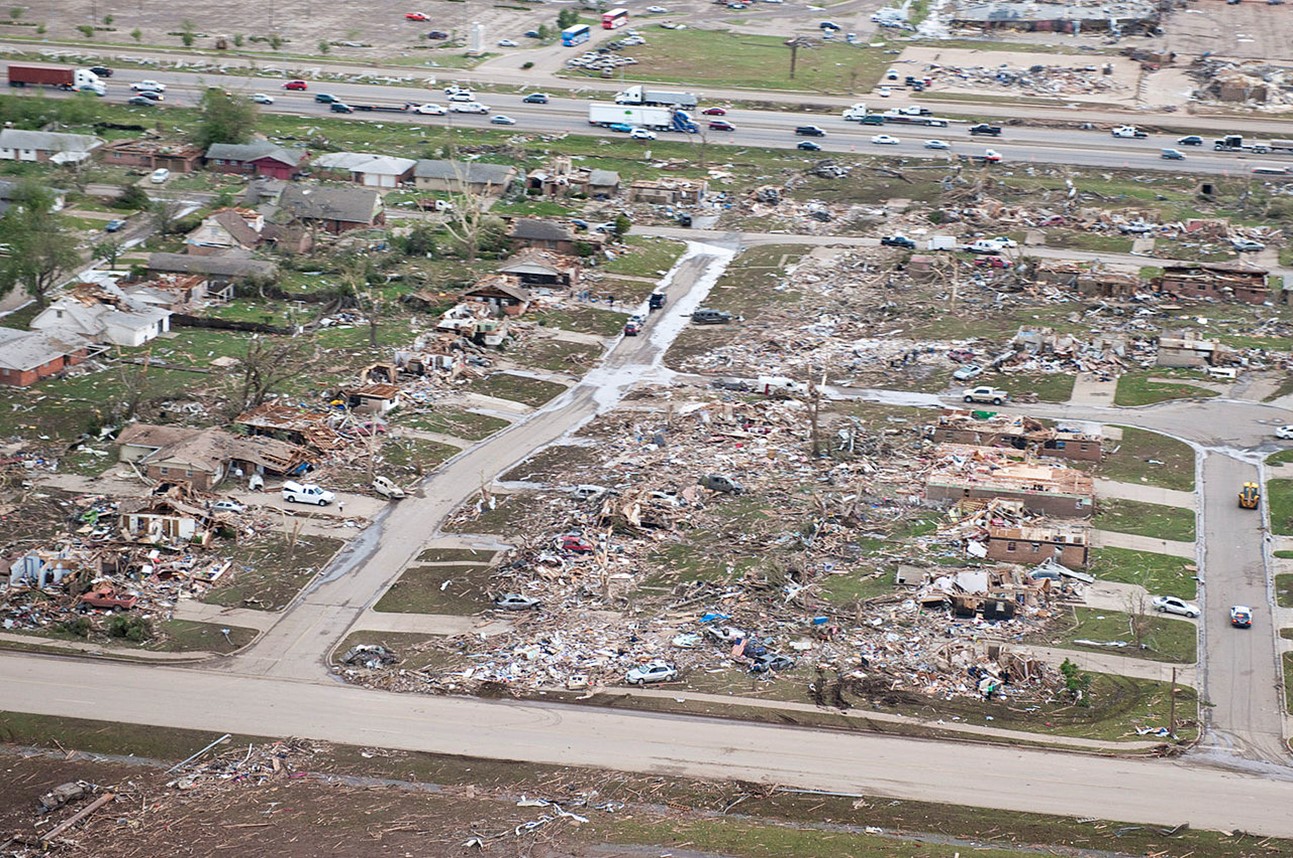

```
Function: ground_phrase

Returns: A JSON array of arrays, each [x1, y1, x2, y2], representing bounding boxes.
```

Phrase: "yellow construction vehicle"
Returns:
[[1239, 482, 1260, 510]]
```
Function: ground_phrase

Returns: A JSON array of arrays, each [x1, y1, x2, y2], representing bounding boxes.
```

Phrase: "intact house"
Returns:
[[1154, 262, 1271, 305], [497, 250, 580, 290], [31, 284, 170, 348], [0, 129, 103, 164], [205, 141, 308, 180], [930, 411, 1103, 463], [314, 152, 417, 189], [413, 160, 516, 196], [925, 444, 1095, 519], [98, 139, 203, 173], [463, 275, 531, 316], [507, 218, 596, 255], [984, 523, 1091, 569], [269, 184, 385, 235], [184, 208, 264, 256], [0, 327, 89, 387]]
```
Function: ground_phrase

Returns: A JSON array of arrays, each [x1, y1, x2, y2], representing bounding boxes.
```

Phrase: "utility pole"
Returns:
[[1169, 666, 1177, 736], [784, 37, 812, 81]]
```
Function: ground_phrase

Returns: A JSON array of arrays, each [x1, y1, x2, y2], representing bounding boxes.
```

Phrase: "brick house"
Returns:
[[205, 141, 308, 180], [0, 328, 89, 387], [985, 523, 1090, 569], [1155, 262, 1270, 305], [271, 185, 384, 234], [98, 139, 203, 173]]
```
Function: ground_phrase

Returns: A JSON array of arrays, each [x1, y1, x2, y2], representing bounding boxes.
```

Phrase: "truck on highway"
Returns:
[[614, 84, 698, 110], [881, 109, 948, 127], [1215, 134, 1272, 153], [7, 63, 104, 94], [351, 102, 417, 114], [588, 103, 698, 133], [1111, 125, 1149, 138]]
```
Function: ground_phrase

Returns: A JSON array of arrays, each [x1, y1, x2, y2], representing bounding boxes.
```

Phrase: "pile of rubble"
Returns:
[[924, 61, 1126, 98]]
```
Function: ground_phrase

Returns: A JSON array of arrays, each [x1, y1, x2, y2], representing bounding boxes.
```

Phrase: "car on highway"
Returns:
[[131, 79, 166, 92], [1231, 237, 1266, 252], [493, 593, 541, 610], [211, 500, 247, 514], [283, 80, 308, 90], [1177, 135, 1204, 146], [646, 4, 668, 11], [1160, 147, 1185, 160], [626, 660, 678, 685], [497, 38, 518, 47], [126, 95, 156, 107], [490, 114, 516, 125], [447, 91, 476, 102], [314, 93, 339, 104], [1276, 425, 1293, 440], [330, 102, 354, 113], [923, 139, 950, 149], [449, 101, 489, 114], [104, 219, 126, 232], [405, 11, 429, 20], [795, 125, 826, 137], [880, 235, 916, 249], [952, 364, 984, 382], [411, 102, 446, 115], [877, 86, 892, 97], [522, 92, 549, 104], [969, 123, 1001, 136], [134, 89, 163, 101], [149, 168, 170, 184], [701, 106, 727, 116], [1152, 596, 1200, 618], [426, 30, 449, 39], [250, 92, 274, 104], [88, 65, 113, 77], [983, 148, 1003, 162], [797, 140, 822, 151], [708, 119, 734, 131], [871, 134, 900, 145], [629, 127, 656, 140], [1230, 605, 1253, 628], [607, 122, 634, 133]]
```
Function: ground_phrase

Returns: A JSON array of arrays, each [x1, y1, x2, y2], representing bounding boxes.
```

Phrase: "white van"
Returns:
[[281, 481, 335, 506]]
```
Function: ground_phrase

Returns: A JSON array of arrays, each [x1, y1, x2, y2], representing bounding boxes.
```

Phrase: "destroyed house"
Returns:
[[931, 412, 1102, 462], [985, 523, 1090, 569], [926, 444, 1095, 518], [1155, 262, 1270, 305], [234, 404, 345, 452], [497, 250, 580, 289], [948, 0, 1159, 34], [625, 177, 707, 205], [1156, 333, 1224, 368], [118, 497, 212, 546], [117, 424, 203, 463], [0, 328, 88, 388], [98, 139, 203, 173], [347, 384, 400, 414], [132, 428, 310, 489], [145, 252, 277, 286], [463, 275, 532, 316]]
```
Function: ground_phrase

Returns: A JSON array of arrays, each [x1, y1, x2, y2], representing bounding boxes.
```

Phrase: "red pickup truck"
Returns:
[[79, 587, 138, 610]]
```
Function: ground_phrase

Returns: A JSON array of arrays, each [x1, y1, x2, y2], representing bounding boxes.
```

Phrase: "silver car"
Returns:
[[1151, 595, 1199, 618], [626, 660, 677, 685]]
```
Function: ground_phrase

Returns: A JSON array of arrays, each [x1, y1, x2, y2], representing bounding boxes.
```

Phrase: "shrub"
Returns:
[[107, 614, 152, 642]]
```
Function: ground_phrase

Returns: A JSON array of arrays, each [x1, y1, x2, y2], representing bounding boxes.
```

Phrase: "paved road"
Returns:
[[6, 653, 1293, 836], [227, 244, 731, 678]]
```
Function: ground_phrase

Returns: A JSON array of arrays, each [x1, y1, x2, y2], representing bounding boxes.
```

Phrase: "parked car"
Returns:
[[493, 593, 541, 610], [646, 4, 668, 11], [104, 219, 126, 233], [973, 256, 1012, 269], [522, 92, 549, 104], [281, 481, 335, 506], [1276, 425, 1293, 440], [211, 499, 246, 514], [251, 92, 275, 104], [626, 660, 678, 685], [877, 86, 892, 98], [871, 134, 900, 145], [405, 11, 430, 20], [691, 308, 733, 325], [708, 119, 735, 132], [149, 168, 170, 184], [623, 320, 641, 336], [795, 125, 826, 137], [923, 139, 950, 149], [490, 114, 517, 125], [987, 235, 1018, 248], [1151, 595, 1199, 618], [699, 474, 743, 494], [426, 30, 449, 39], [649, 292, 667, 310], [1177, 135, 1204, 146], [79, 587, 139, 611], [1118, 220, 1155, 235], [880, 235, 916, 249], [372, 475, 405, 499], [283, 80, 308, 90], [749, 654, 795, 673], [1231, 237, 1266, 252], [131, 79, 166, 92], [704, 625, 747, 645], [524, 29, 542, 38], [701, 106, 727, 116], [796, 140, 822, 151], [126, 95, 156, 107], [1230, 605, 1253, 628], [560, 534, 595, 554], [952, 364, 983, 381], [962, 386, 1008, 405], [497, 38, 518, 46], [630, 127, 656, 140]]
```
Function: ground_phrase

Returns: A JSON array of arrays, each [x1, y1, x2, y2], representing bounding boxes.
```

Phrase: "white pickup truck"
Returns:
[[1111, 125, 1148, 139], [962, 386, 1009, 405], [282, 481, 336, 506]]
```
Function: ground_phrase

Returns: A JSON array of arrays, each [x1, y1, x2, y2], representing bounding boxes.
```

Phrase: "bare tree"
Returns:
[[231, 335, 315, 415], [337, 253, 382, 348], [151, 198, 188, 235], [438, 163, 508, 261]]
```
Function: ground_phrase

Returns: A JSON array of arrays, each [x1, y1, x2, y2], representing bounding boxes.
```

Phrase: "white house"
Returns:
[[313, 152, 417, 189], [31, 286, 171, 348], [0, 129, 103, 163]]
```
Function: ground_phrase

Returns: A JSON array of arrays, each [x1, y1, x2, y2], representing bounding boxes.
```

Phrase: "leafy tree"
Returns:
[[402, 223, 437, 257], [93, 237, 124, 269], [107, 614, 152, 642], [76, 23, 94, 38], [232, 33, 244, 47], [557, 8, 579, 28], [233, 336, 316, 414], [536, 23, 551, 40], [613, 213, 632, 240], [8, 7, 22, 20], [103, 14, 113, 25], [180, 19, 196, 47], [194, 87, 258, 148], [34, 22, 43, 34], [131, 27, 141, 42], [318, 39, 330, 55], [114, 184, 152, 210], [0, 181, 79, 306], [269, 34, 283, 50]]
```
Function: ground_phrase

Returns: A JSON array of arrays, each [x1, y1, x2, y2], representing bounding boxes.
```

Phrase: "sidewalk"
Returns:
[[171, 600, 278, 632], [1068, 373, 1118, 408], [1007, 643, 1196, 686], [1092, 530, 1195, 558], [1094, 479, 1196, 509], [0, 631, 211, 661]]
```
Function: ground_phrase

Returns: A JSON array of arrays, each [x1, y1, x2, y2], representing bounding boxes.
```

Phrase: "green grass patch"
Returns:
[[1268, 448, 1293, 466], [814, 568, 897, 604], [473, 372, 568, 407], [203, 534, 343, 611], [403, 408, 511, 441], [1275, 549, 1293, 559], [1088, 547, 1198, 600], [1285, 652, 1293, 712], [1094, 498, 1196, 542], [150, 620, 258, 653], [1042, 228, 1133, 254], [1045, 607, 1197, 664], [379, 437, 460, 474], [1099, 426, 1195, 491], [595, 28, 889, 94], [532, 305, 625, 337], [1276, 574, 1293, 608], [1115, 372, 1219, 407], [601, 236, 687, 278], [512, 338, 602, 374], [1005, 372, 1076, 403], [1265, 373, 1293, 402], [1281, 627, 1293, 640], [373, 564, 495, 614], [1269, 479, 1293, 536]]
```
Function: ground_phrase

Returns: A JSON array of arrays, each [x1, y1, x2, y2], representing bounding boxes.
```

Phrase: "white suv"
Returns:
[[449, 101, 489, 114]]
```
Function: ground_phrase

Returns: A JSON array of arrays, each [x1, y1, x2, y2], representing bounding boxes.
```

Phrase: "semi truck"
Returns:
[[1215, 134, 1271, 154], [614, 84, 698, 110], [588, 103, 698, 133], [7, 63, 104, 94]]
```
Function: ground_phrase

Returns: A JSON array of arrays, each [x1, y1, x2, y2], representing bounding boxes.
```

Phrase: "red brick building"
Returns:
[[0, 328, 88, 387]]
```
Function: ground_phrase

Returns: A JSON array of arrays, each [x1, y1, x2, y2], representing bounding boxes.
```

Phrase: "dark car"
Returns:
[[522, 92, 549, 104], [795, 125, 825, 137], [1177, 135, 1204, 146], [648, 292, 667, 310], [691, 308, 733, 325], [797, 140, 822, 151], [711, 377, 751, 392], [881, 235, 916, 249], [88, 65, 113, 78], [699, 474, 744, 494], [708, 119, 734, 132], [819, 20, 841, 29], [330, 102, 354, 113], [426, 30, 449, 39], [126, 96, 156, 107], [104, 219, 126, 232], [969, 123, 1002, 136], [314, 92, 338, 103], [135, 89, 162, 101], [524, 29, 542, 38], [701, 106, 727, 116]]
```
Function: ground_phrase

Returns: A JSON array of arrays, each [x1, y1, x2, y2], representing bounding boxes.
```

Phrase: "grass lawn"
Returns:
[[473, 372, 568, 407], [1044, 607, 1197, 663], [601, 236, 687, 279], [599, 28, 890, 94], [1093, 498, 1196, 542], [203, 535, 343, 611], [1004, 373, 1076, 403], [403, 408, 511, 441], [1275, 549, 1293, 560], [373, 564, 496, 615], [1286, 653, 1293, 712], [380, 438, 461, 474], [149, 620, 258, 654], [532, 305, 626, 337], [1267, 448, 1293, 466], [1088, 547, 1198, 600], [512, 338, 602, 374], [1269, 479, 1293, 536], [1277, 574, 1293, 608], [1042, 229, 1133, 254], [1115, 372, 1219, 407], [1098, 426, 1195, 491]]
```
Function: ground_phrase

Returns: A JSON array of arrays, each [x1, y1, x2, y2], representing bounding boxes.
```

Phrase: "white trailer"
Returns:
[[589, 103, 673, 130]]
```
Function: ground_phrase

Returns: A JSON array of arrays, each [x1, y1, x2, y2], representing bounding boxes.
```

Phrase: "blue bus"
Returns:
[[561, 24, 591, 47]]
